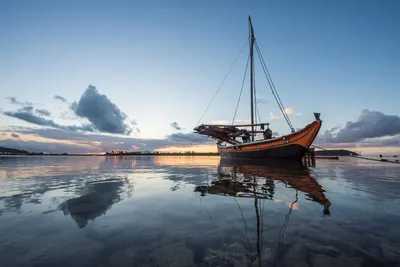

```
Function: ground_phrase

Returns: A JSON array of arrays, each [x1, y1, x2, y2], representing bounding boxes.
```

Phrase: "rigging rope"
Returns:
[[254, 66, 263, 128], [255, 41, 295, 132], [196, 38, 250, 126], [234, 195, 253, 255], [232, 53, 250, 125], [196, 191, 224, 246], [273, 190, 299, 267]]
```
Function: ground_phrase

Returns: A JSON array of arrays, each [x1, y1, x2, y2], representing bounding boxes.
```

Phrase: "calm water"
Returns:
[[0, 156, 399, 267]]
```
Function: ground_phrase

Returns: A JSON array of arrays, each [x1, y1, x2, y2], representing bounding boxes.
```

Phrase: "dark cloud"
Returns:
[[3, 111, 94, 132], [167, 132, 211, 144], [72, 85, 133, 135], [11, 133, 19, 138], [321, 126, 340, 140], [359, 135, 400, 148], [20, 106, 33, 112], [4, 111, 55, 126], [170, 122, 182, 131], [35, 109, 51, 116], [6, 97, 20, 105], [5, 97, 32, 106], [326, 110, 400, 143], [314, 135, 400, 149], [2, 85, 136, 135], [54, 95, 67, 102]]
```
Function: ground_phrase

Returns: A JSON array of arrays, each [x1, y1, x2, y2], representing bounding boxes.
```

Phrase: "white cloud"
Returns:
[[269, 107, 296, 120], [284, 107, 294, 115]]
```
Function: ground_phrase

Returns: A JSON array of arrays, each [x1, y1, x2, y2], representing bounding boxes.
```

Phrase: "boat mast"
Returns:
[[249, 16, 255, 141]]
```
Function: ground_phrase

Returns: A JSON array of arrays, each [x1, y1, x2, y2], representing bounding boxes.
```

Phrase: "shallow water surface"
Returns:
[[0, 156, 399, 267]]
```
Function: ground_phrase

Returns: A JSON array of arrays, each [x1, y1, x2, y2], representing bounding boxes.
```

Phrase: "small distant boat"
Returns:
[[195, 16, 322, 160]]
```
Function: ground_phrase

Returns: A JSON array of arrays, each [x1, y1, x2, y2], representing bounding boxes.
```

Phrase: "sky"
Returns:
[[0, 0, 399, 155]]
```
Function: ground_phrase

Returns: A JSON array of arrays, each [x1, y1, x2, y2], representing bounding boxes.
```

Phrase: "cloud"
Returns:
[[269, 107, 296, 120], [314, 135, 400, 149], [0, 128, 214, 153], [284, 107, 294, 115], [170, 122, 182, 131], [3, 111, 94, 132], [54, 95, 67, 102], [72, 85, 134, 135], [313, 110, 400, 153], [6, 97, 19, 105], [3, 85, 137, 136], [35, 109, 51, 116], [5, 97, 32, 106], [20, 106, 33, 112], [328, 110, 400, 143], [269, 107, 294, 120], [11, 133, 19, 138], [167, 132, 211, 144], [361, 136, 400, 147]]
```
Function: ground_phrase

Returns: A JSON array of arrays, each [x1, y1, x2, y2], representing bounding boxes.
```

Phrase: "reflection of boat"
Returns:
[[194, 159, 331, 266], [197, 159, 331, 215], [194, 17, 321, 160]]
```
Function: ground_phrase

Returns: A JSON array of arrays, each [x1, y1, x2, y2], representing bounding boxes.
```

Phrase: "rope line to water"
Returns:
[[234, 195, 253, 255]]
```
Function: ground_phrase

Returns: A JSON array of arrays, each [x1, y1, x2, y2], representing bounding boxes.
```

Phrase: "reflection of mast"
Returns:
[[254, 175, 262, 267]]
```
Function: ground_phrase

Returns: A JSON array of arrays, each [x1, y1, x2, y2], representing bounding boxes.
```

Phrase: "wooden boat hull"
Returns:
[[218, 118, 322, 160]]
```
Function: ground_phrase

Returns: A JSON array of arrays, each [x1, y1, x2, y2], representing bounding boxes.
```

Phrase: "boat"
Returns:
[[194, 16, 322, 160]]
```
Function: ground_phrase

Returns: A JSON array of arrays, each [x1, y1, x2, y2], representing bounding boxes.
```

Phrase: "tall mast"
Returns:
[[249, 16, 255, 141]]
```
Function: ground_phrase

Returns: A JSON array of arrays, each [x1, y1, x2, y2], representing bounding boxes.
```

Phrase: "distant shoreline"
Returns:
[[0, 152, 221, 157], [2, 147, 397, 158]]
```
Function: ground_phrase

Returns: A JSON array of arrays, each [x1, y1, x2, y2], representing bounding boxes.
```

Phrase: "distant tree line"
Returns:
[[105, 150, 219, 156]]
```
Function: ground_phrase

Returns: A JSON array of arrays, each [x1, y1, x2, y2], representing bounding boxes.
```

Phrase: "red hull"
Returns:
[[218, 118, 322, 160]]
